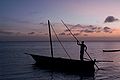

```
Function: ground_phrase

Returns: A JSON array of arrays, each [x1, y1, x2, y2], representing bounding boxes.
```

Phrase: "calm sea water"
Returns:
[[1, 41, 120, 80]]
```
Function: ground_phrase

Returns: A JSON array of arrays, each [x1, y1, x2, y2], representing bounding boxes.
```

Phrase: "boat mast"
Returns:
[[48, 20, 54, 58]]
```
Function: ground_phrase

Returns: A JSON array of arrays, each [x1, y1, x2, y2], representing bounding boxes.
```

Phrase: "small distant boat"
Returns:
[[103, 49, 120, 52], [25, 20, 95, 76]]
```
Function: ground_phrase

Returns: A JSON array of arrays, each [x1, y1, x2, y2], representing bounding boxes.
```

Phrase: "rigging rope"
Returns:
[[50, 24, 71, 59]]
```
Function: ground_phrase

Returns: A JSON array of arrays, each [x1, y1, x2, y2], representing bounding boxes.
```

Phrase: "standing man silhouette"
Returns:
[[77, 41, 87, 61]]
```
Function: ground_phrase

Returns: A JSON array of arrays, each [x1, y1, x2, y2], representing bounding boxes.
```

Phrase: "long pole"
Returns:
[[61, 20, 100, 70], [48, 20, 53, 58]]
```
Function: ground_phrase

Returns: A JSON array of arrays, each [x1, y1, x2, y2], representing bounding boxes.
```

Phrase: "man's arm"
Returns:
[[77, 40, 80, 45]]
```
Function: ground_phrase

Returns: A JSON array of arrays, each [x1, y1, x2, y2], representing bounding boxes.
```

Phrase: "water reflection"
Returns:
[[32, 64, 95, 80]]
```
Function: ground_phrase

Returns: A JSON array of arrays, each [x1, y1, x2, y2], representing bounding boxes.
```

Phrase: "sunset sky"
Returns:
[[1, 0, 120, 41]]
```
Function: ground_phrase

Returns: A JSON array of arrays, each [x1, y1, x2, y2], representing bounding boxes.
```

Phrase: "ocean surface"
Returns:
[[1, 41, 120, 80]]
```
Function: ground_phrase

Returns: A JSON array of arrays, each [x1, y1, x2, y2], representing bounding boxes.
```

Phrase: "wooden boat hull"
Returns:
[[26, 53, 95, 75]]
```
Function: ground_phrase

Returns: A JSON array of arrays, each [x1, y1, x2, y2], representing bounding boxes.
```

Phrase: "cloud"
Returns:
[[28, 32, 35, 35], [73, 33, 80, 36], [64, 29, 69, 32], [71, 24, 84, 28], [69, 24, 100, 33], [71, 24, 113, 33], [83, 34, 88, 36], [0, 30, 14, 35], [60, 24, 113, 36], [103, 27, 112, 33], [81, 29, 94, 33], [104, 16, 119, 23], [39, 22, 47, 26], [59, 32, 66, 35]]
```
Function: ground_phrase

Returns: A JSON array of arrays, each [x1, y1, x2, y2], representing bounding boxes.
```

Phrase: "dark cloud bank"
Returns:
[[104, 16, 119, 23], [59, 24, 113, 36]]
